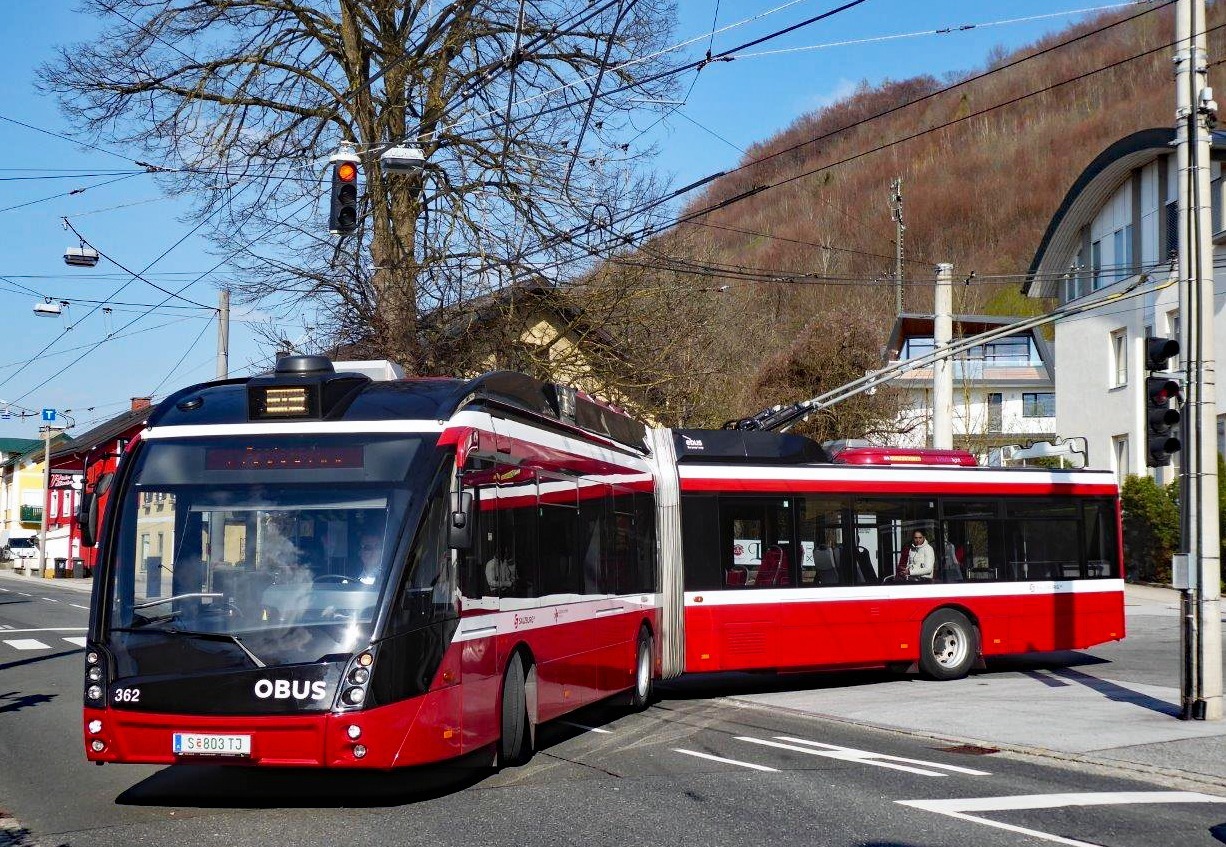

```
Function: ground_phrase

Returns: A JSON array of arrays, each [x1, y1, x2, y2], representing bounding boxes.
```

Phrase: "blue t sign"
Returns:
[[41, 409, 56, 422]]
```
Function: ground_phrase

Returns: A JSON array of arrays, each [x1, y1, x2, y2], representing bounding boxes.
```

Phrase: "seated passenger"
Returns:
[[902, 530, 935, 579]]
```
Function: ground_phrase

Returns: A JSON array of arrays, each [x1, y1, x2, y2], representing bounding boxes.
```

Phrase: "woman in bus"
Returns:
[[900, 529, 935, 580]]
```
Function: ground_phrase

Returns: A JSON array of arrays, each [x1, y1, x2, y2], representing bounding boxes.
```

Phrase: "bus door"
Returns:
[[716, 497, 795, 670]]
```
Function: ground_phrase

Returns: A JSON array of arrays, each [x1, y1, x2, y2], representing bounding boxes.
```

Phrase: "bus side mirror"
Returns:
[[449, 491, 474, 550], [78, 472, 113, 549], [77, 492, 96, 548]]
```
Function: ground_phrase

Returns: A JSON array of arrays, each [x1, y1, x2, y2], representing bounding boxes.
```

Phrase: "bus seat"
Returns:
[[755, 547, 790, 587], [725, 567, 747, 587], [856, 547, 878, 584]]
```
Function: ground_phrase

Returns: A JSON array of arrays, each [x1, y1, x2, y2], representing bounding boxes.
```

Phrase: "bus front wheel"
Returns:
[[919, 609, 977, 681], [498, 653, 533, 767]]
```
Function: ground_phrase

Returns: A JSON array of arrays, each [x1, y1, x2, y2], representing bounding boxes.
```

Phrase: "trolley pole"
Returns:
[[932, 262, 954, 450], [1175, 0, 1222, 721], [216, 287, 230, 380]]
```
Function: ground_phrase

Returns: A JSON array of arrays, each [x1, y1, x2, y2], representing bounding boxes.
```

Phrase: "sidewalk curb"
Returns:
[[0, 572, 93, 594], [722, 694, 1226, 798]]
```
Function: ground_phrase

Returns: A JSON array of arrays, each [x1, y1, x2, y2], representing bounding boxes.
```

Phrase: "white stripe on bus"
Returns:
[[685, 579, 1124, 607], [144, 420, 446, 439], [678, 464, 1115, 487]]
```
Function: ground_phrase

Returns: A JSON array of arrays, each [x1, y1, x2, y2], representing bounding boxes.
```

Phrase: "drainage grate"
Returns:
[[935, 744, 999, 756]]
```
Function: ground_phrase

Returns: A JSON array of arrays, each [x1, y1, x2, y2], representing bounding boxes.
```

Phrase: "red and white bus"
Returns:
[[80, 356, 1123, 769]]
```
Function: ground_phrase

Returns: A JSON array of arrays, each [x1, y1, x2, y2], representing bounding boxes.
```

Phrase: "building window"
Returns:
[[1113, 435, 1130, 482], [987, 393, 1003, 432], [1022, 393, 1055, 417], [1110, 329, 1128, 387], [1091, 240, 1103, 290]]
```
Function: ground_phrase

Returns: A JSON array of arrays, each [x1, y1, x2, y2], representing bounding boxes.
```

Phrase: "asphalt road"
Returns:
[[1, 574, 1224, 847]]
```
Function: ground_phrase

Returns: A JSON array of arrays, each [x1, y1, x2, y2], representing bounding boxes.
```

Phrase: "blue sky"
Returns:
[[0, 0, 1140, 439]]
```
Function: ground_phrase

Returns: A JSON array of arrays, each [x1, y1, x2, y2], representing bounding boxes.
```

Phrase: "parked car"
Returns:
[[2, 536, 39, 571]]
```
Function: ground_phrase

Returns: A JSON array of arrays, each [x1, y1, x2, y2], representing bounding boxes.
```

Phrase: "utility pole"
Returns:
[[33, 425, 58, 579], [216, 288, 230, 380], [932, 262, 954, 450], [1175, 0, 1223, 721], [891, 178, 905, 315]]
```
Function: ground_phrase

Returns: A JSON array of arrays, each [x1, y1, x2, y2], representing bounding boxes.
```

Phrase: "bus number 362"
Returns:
[[113, 688, 140, 703]]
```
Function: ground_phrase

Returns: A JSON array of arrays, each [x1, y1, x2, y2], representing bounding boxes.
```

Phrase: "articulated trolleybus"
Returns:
[[81, 356, 1124, 769]]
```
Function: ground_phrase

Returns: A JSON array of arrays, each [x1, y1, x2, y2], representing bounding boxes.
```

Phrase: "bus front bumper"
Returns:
[[83, 685, 463, 768]]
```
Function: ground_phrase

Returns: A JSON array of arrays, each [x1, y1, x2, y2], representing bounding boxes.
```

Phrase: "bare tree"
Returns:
[[42, 0, 679, 371]]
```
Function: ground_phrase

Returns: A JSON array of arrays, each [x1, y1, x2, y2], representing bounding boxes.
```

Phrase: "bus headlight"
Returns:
[[86, 685, 104, 702], [87, 667, 103, 682], [334, 648, 376, 712]]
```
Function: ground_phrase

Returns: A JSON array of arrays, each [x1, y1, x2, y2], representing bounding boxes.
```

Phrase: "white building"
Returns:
[[884, 314, 1056, 459], [1026, 127, 1226, 482]]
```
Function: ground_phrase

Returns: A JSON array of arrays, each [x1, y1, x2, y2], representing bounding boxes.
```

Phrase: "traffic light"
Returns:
[[328, 153, 360, 235], [1145, 336, 1181, 467]]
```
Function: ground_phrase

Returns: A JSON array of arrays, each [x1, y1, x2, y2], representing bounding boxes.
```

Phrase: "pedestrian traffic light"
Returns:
[[1144, 335, 1181, 467], [328, 153, 360, 235]]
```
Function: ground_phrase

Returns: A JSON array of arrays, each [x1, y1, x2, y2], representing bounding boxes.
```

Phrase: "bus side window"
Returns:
[[1006, 500, 1082, 580], [537, 474, 579, 596], [940, 500, 1005, 582], [1083, 500, 1119, 578], [796, 496, 848, 586], [681, 495, 720, 591], [633, 489, 657, 594]]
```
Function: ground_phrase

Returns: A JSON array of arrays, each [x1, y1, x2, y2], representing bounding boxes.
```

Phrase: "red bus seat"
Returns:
[[755, 546, 790, 587]]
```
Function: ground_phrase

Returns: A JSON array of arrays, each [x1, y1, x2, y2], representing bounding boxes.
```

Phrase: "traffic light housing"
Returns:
[[1144, 336, 1181, 467], [328, 156, 360, 235]]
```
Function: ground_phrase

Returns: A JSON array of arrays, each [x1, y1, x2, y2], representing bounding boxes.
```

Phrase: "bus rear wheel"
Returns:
[[628, 627, 654, 711], [498, 653, 533, 767], [919, 609, 977, 681]]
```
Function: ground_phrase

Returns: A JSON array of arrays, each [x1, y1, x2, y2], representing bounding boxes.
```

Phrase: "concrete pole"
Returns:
[[216, 288, 230, 380], [1176, 0, 1222, 720], [932, 263, 954, 450], [33, 427, 50, 579]]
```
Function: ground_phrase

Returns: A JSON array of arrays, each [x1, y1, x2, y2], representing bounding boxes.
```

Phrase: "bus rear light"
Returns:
[[90, 740, 106, 753], [88, 720, 103, 734], [352, 744, 367, 759], [346, 724, 362, 740]]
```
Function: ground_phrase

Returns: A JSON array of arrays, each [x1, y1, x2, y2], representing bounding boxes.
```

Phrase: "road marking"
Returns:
[[4, 639, 50, 651], [735, 736, 990, 777], [0, 627, 86, 633], [561, 721, 613, 734], [62, 637, 87, 647], [69, 604, 89, 610], [673, 749, 779, 772], [16, 592, 30, 597], [41, 598, 58, 603], [898, 791, 1226, 847]]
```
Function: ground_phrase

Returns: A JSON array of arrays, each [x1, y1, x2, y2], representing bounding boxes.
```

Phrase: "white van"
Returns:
[[1, 534, 39, 572]]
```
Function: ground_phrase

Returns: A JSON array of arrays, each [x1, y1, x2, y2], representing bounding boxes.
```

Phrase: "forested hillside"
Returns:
[[586, 2, 1226, 435]]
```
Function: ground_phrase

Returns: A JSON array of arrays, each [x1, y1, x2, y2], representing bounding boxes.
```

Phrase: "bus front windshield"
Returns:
[[106, 434, 433, 666]]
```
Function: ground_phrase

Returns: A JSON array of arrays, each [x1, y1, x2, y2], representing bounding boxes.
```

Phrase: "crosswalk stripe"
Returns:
[[4, 639, 50, 650], [63, 637, 87, 647]]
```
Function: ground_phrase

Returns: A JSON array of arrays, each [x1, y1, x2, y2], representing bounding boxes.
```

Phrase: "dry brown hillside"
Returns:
[[581, 1, 1226, 434]]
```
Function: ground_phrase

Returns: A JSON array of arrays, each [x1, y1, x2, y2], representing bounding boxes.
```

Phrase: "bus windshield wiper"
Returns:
[[112, 625, 266, 668], [132, 592, 222, 610]]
